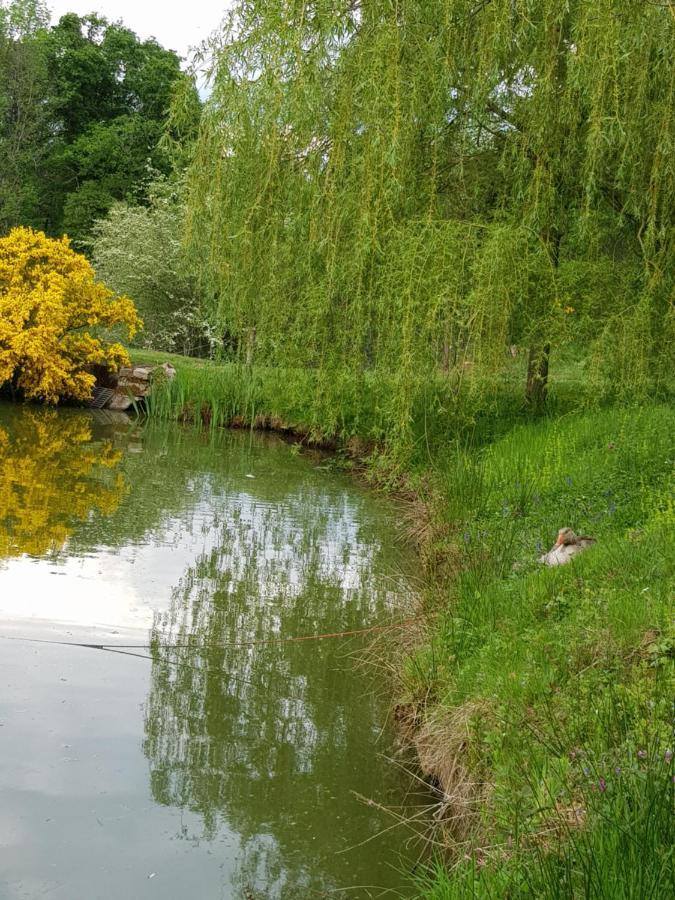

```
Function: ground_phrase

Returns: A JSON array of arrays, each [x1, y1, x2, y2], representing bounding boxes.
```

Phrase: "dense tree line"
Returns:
[[0, 0, 198, 247]]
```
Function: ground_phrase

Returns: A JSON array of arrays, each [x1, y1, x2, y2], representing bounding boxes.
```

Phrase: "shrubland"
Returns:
[[90, 179, 215, 357], [0, 226, 140, 402]]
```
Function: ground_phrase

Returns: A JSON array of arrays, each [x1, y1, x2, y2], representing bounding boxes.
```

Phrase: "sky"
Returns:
[[47, 0, 232, 64]]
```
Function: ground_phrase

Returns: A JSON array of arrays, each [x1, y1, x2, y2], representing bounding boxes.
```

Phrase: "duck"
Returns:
[[539, 527, 596, 567]]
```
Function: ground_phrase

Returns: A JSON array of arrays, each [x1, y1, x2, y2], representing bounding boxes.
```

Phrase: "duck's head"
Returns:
[[556, 527, 577, 546]]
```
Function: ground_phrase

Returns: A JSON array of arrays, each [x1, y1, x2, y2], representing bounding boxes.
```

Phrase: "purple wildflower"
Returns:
[[598, 778, 607, 792]]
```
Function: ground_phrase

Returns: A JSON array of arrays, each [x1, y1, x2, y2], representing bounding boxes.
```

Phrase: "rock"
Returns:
[[102, 363, 176, 411], [107, 391, 135, 412]]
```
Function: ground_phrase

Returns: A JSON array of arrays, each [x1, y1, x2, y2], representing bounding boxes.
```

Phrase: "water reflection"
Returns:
[[144, 487, 409, 896], [0, 408, 125, 560], [0, 404, 415, 898]]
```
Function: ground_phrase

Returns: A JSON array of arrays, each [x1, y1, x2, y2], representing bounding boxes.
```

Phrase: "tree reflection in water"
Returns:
[[144, 484, 412, 897], [0, 407, 125, 559]]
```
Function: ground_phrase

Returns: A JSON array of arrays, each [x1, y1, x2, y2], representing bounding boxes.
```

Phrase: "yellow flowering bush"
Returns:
[[0, 227, 142, 403]]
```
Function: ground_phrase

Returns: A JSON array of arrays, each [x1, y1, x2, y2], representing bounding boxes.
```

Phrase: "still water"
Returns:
[[0, 404, 418, 899]]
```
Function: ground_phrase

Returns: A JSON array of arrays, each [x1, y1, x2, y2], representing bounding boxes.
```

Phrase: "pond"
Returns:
[[0, 403, 420, 899]]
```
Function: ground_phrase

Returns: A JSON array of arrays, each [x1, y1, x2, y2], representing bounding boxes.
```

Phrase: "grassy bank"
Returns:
[[406, 405, 674, 898], [132, 349, 673, 898], [130, 347, 594, 461]]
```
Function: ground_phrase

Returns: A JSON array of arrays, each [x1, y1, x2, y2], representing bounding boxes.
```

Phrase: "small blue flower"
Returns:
[[608, 501, 616, 514], [583, 767, 590, 776], [565, 476, 573, 486]]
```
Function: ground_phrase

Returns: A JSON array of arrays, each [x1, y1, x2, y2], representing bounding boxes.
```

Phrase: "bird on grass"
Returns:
[[539, 527, 596, 566]]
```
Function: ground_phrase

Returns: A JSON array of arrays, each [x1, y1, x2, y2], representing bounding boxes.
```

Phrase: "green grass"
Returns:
[[128, 348, 219, 371], [129, 345, 597, 461], [407, 405, 674, 898], [416, 754, 674, 899], [416, 753, 674, 898]]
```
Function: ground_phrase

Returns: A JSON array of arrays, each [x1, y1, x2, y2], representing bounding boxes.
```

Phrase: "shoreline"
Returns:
[[130, 350, 674, 897]]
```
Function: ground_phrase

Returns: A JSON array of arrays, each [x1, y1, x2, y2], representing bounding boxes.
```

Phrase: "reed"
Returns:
[[135, 346, 592, 461]]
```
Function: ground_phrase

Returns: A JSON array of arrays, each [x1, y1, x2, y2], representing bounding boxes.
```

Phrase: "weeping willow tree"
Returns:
[[186, 0, 674, 445]]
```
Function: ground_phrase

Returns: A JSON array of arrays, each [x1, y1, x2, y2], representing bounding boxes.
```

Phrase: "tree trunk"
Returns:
[[526, 219, 560, 407], [245, 327, 256, 367], [526, 343, 550, 407]]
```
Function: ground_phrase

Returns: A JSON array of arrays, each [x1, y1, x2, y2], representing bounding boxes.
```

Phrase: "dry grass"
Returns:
[[392, 700, 489, 845], [413, 704, 489, 843]]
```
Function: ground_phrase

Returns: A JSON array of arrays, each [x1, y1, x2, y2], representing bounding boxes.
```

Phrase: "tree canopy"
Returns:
[[0, 1, 198, 245], [186, 0, 674, 444], [91, 178, 214, 356]]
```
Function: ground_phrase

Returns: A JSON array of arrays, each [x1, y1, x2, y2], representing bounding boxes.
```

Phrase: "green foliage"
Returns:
[[61, 181, 116, 248], [0, 1, 50, 231], [91, 178, 214, 356], [0, 3, 199, 243], [42, 12, 181, 139], [160, 73, 203, 170], [185, 0, 674, 450], [0, 0, 48, 37]]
